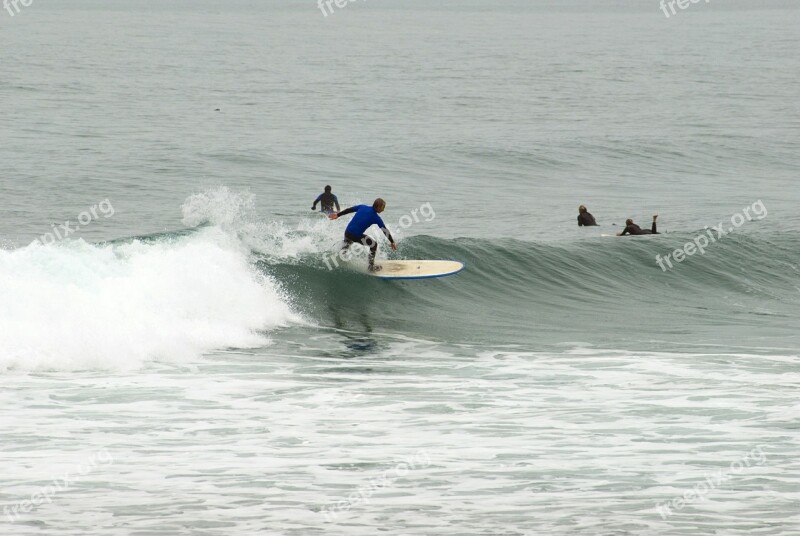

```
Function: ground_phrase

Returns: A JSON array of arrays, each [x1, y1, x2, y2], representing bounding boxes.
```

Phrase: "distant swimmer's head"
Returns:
[[373, 198, 386, 213], [579, 205, 587, 213], [324, 185, 332, 193], [626, 218, 634, 226]]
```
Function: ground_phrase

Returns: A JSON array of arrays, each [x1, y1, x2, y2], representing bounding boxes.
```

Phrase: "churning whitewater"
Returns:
[[0, 206, 299, 370]]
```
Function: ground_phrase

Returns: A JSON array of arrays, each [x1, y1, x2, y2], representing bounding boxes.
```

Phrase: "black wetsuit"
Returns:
[[620, 221, 658, 235], [578, 212, 598, 226], [312, 192, 340, 214]]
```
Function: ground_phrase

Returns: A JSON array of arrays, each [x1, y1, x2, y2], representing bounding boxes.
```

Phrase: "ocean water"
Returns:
[[1, 1, 799, 534]]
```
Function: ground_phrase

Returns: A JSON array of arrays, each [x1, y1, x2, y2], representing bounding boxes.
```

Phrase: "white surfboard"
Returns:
[[366, 260, 465, 280]]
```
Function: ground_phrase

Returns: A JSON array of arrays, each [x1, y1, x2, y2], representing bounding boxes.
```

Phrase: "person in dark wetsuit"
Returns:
[[618, 214, 659, 236], [578, 205, 598, 226], [329, 198, 397, 272], [312, 185, 341, 215]]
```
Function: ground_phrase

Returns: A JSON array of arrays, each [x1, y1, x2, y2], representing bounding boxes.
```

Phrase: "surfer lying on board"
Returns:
[[618, 214, 659, 236], [329, 198, 397, 272], [578, 205, 598, 226], [312, 185, 341, 215]]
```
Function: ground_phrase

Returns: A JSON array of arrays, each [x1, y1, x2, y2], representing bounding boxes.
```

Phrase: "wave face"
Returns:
[[259, 226, 800, 351], [0, 223, 298, 372], [174, 184, 796, 351]]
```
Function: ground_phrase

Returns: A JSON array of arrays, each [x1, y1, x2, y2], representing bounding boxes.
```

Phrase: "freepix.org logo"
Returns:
[[4, 0, 33, 17], [35, 199, 115, 246], [660, 0, 710, 19], [654, 200, 766, 272], [654, 445, 767, 519], [317, 0, 367, 17], [4, 449, 114, 523]]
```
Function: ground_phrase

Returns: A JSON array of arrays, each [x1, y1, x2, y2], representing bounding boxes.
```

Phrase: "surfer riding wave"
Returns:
[[329, 198, 397, 272]]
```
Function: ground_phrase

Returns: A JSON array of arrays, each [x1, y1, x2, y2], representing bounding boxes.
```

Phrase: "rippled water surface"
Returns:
[[1, 0, 799, 534]]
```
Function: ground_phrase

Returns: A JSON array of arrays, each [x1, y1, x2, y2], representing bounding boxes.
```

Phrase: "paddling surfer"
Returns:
[[618, 215, 659, 236]]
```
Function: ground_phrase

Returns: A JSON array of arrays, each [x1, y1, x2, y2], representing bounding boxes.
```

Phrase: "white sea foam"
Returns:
[[2, 344, 798, 534], [0, 226, 299, 372]]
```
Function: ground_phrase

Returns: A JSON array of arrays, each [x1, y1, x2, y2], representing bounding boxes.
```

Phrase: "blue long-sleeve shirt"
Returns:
[[338, 205, 395, 243]]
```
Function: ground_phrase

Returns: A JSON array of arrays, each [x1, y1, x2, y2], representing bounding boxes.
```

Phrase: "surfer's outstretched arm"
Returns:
[[380, 226, 398, 251], [329, 206, 356, 220], [334, 195, 341, 212], [312, 194, 323, 211]]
